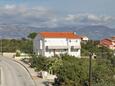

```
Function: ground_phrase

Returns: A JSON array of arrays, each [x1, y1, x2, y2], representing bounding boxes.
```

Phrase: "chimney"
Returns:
[[73, 32, 76, 35]]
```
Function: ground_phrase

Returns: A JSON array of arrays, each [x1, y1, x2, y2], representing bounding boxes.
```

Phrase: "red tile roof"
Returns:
[[100, 39, 112, 46], [39, 32, 81, 39]]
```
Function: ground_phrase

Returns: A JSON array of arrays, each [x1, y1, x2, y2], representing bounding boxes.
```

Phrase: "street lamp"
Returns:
[[89, 52, 96, 86]]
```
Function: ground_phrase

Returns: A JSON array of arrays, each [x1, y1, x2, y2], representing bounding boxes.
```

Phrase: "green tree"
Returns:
[[29, 53, 115, 86], [54, 55, 115, 86], [92, 59, 115, 84], [56, 55, 89, 86], [46, 57, 63, 74], [30, 55, 48, 71], [1, 39, 33, 54], [27, 32, 37, 39]]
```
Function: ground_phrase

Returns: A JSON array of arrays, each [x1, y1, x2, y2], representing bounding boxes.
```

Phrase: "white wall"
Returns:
[[43, 38, 68, 57], [82, 37, 89, 41], [44, 38, 68, 46], [33, 35, 81, 57], [33, 34, 41, 55], [44, 38, 81, 57], [68, 39, 81, 57], [68, 39, 81, 46]]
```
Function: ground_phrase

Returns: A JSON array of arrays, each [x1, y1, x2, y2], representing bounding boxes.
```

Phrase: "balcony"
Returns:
[[47, 46, 68, 49]]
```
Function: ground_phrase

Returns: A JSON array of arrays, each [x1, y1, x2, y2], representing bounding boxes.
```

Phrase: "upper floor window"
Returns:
[[44, 39, 47, 42], [69, 40, 78, 43]]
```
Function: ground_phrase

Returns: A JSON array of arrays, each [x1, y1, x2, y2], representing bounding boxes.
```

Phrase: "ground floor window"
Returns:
[[45, 46, 68, 52], [71, 46, 79, 52], [45, 46, 48, 52]]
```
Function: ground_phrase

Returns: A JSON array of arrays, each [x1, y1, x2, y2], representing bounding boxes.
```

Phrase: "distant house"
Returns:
[[80, 35, 89, 41], [33, 32, 81, 57], [100, 36, 115, 50]]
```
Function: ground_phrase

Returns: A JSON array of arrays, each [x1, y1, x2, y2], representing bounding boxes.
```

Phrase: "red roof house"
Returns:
[[39, 32, 81, 39], [100, 37, 115, 50]]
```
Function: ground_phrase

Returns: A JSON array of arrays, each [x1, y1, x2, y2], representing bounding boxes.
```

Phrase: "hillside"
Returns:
[[0, 24, 115, 40]]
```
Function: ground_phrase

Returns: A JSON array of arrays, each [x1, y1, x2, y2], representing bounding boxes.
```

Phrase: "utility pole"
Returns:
[[1, 38, 2, 56], [89, 52, 96, 86], [89, 52, 92, 86]]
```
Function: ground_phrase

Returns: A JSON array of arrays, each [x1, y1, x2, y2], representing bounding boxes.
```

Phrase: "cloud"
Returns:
[[64, 13, 115, 26], [0, 4, 115, 28], [87, 14, 101, 21], [0, 4, 56, 17], [0, 4, 58, 28], [0, 4, 28, 15], [4, 4, 16, 9]]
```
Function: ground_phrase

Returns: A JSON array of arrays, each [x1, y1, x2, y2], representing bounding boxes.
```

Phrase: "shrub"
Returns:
[[16, 50, 21, 56]]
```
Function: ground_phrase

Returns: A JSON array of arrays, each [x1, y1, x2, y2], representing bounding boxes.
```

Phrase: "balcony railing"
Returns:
[[48, 46, 68, 49]]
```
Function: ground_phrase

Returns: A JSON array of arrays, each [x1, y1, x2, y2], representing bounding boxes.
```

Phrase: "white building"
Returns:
[[33, 32, 81, 57], [80, 35, 89, 41]]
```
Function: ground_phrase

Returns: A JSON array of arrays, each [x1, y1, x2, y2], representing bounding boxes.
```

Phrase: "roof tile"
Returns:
[[39, 32, 81, 39]]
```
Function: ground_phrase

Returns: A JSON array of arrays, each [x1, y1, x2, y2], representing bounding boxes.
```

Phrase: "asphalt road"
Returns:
[[0, 56, 35, 86]]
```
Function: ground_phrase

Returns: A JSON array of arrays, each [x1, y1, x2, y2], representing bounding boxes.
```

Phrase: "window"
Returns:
[[71, 46, 74, 51], [45, 46, 48, 52], [60, 49, 68, 52], [64, 49, 68, 51], [44, 40, 47, 42], [69, 40, 71, 42], [71, 46, 79, 52]]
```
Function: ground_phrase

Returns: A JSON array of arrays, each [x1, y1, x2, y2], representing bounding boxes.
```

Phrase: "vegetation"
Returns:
[[29, 55, 115, 86], [27, 32, 37, 40], [15, 50, 21, 56], [56, 55, 89, 86], [29, 40, 115, 86], [1, 33, 114, 86], [81, 40, 113, 56], [30, 55, 48, 71], [0, 39, 33, 53], [30, 55, 63, 74], [0, 32, 37, 53]]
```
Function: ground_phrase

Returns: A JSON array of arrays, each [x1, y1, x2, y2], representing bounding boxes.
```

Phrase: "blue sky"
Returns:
[[0, 0, 115, 16]]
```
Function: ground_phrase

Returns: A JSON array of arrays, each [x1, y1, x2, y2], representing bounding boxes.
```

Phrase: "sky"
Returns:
[[0, 0, 115, 16], [0, 0, 115, 28]]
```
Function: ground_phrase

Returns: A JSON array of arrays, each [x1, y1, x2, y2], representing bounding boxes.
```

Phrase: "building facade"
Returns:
[[80, 35, 89, 41], [100, 36, 115, 50], [33, 32, 81, 57]]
